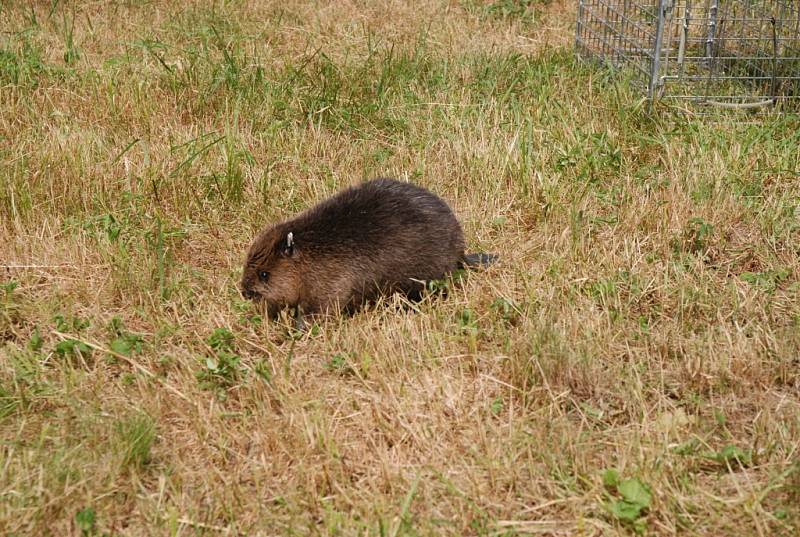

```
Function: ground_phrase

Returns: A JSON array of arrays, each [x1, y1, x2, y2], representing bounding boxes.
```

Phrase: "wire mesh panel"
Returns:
[[576, 0, 800, 109]]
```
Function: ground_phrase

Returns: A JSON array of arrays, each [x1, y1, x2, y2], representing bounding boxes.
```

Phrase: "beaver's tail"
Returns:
[[460, 252, 498, 269]]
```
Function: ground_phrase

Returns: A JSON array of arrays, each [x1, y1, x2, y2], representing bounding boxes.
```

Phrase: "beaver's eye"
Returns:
[[259, 270, 269, 281]]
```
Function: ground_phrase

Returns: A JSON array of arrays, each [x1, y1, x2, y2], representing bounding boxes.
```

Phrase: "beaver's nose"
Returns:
[[242, 288, 260, 300]]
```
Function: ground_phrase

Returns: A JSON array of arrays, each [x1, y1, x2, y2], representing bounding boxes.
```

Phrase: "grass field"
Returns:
[[2, 1, 800, 535]]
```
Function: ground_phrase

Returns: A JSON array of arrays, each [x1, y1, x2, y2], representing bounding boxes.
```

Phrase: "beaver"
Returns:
[[240, 177, 495, 325]]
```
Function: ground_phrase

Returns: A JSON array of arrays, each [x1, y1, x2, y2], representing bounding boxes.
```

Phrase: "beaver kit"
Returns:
[[240, 177, 494, 324]]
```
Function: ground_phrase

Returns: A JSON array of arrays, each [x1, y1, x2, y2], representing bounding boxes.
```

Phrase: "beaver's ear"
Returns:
[[281, 232, 295, 257]]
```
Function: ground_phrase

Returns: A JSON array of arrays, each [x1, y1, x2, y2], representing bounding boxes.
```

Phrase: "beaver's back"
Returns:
[[288, 178, 465, 309]]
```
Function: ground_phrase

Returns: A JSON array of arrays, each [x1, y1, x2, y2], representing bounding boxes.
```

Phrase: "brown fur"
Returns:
[[241, 178, 491, 319]]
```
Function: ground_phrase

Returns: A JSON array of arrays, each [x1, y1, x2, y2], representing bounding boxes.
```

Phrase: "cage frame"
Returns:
[[575, 0, 800, 109]]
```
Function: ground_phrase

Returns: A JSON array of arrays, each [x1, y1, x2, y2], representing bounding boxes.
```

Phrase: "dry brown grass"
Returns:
[[2, 1, 800, 535]]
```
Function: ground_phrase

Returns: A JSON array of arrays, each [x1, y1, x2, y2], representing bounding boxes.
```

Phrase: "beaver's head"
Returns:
[[241, 226, 302, 318]]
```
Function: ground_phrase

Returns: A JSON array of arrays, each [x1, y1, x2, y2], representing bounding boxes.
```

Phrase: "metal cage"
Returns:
[[575, 0, 800, 109]]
